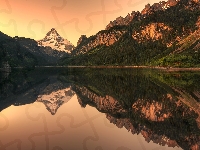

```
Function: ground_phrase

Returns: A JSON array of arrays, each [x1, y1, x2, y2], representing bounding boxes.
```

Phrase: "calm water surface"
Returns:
[[1, 67, 200, 150]]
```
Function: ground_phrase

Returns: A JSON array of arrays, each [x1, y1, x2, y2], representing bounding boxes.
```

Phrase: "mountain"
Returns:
[[37, 28, 74, 53], [0, 31, 11, 40], [61, 0, 200, 68], [0, 32, 38, 69], [16, 36, 70, 66], [36, 87, 75, 115], [105, 0, 178, 30], [0, 30, 72, 68]]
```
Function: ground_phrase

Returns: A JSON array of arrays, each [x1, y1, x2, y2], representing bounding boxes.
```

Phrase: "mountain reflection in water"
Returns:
[[0, 67, 200, 150]]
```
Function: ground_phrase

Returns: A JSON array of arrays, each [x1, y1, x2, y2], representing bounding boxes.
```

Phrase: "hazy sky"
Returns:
[[0, 0, 161, 46]]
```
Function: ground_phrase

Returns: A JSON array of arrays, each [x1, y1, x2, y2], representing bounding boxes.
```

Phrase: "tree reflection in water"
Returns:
[[1, 68, 200, 149], [62, 68, 200, 150]]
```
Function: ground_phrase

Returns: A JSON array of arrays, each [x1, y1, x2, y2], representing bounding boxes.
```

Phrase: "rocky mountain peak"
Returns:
[[77, 35, 87, 46], [51, 28, 56, 31], [105, 11, 140, 30], [46, 28, 59, 37], [36, 87, 75, 115], [105, 0, 179, 30], [37, 28, 74, 53], [141, 0, 178, 15]]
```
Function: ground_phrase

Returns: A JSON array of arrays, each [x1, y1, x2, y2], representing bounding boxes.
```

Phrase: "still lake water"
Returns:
[[1, 67, 200, 150]]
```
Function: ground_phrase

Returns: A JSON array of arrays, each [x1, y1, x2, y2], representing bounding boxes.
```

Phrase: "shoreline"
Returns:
[[67, 65, 200, 71], [1, 66, 200, 71]]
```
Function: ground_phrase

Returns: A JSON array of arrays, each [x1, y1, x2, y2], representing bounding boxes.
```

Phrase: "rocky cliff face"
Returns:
[[73, 85, 126, 114], [70, 0, 199, 57], [105, 11, 140, 30], [141, 0, 178, 15], [132, 23, 172, 44], [58, 0, 200, 67], [77, 35, 87, 46], [74, 29, 126, 55], [105, 0, 178, 31], [37, 28, 74, 53]]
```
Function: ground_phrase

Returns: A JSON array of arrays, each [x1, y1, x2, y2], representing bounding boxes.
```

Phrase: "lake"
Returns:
[[0, 67, 200, 150]]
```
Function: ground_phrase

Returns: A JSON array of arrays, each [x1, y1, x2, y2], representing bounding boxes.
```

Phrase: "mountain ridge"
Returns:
[[1, 0, 200, 68], [60, 0, 200, 68], [37, 28, 74, 53], [0, 30, 71, 68]]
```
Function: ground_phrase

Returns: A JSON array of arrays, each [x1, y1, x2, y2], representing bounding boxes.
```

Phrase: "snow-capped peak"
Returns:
[[36, 87, 75, 115], [37, 28, 74, 53]]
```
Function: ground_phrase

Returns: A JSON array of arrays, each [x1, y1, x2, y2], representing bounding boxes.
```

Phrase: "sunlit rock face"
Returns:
[[36, 87, 74, 115], [105, 0, 178, 31], [132, 23, 172, 43], [105, 11, 140, 30], [141, 0, 178, 15], [37, 28, 74, 53], [74, 30, 126, 55]]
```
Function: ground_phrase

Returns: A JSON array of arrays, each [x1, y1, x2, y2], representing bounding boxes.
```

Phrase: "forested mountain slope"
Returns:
[[60, 0, 200, 67]]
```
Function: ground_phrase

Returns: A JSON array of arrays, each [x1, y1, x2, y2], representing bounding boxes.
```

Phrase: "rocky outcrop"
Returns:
[[105, 11, 140, 30], [73, 85, 126, 114], [77, 35, 87, 46], [132, 23, 172, 43], [141, 0, 178, 15], [106, 0, 178, 31], [74, 30, 126, 55], [37, 28, 74, 53]]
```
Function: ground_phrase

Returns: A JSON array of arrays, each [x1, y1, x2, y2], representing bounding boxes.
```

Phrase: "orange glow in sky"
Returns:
[[0, 0, 161, 46]]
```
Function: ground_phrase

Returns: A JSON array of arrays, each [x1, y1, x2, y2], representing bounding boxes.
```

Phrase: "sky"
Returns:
[[0, 0, 161, 46]]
